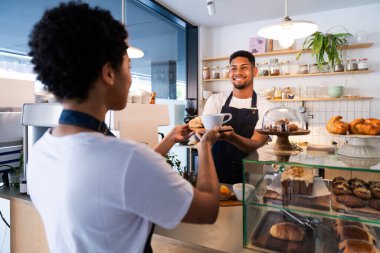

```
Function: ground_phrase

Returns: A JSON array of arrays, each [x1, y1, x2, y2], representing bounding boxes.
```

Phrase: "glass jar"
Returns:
[[299, 64, 309, 74], [211, 66, 221, 79], [202, 67, 210, 79], [309, 64, 319, 74], [334, 63, 344, 72], [281, 61, 290, 75], [347, 59, 358, 71], [222, 65, 230, 79], [270, 59, 280, 76], [261, 62, 269, 76], [321, 62, 330, 73], [358, 58, 368, 70]]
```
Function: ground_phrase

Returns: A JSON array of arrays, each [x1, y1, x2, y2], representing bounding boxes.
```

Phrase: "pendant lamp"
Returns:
[[258, 0, 318, 48], [127, 46, 144, 59]]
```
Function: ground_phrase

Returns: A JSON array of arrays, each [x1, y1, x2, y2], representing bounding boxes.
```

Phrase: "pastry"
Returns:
[[333, 219, 368, 232], [337, 225, 375, 244], [333, 176, 347, 187], [287, 123, 299, 132], [333, 183, 352, 195], [369, 199, 380, 211], [281, 166, 314, 196], [370, 186, 380, 199], [339, 239, 378, 253], [348, 178, 366, 191], [189, 116, 203, 130], [326, 116, 349, 135], [365, 118, 380, 128], [269, 222, 305, 242], [336, 195, 366, 208], [349, 118, 380, 135], [352, 187, 372, 200]]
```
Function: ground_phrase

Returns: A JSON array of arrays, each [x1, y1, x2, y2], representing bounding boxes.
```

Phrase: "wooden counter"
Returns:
[[0, 187, 256, 253]]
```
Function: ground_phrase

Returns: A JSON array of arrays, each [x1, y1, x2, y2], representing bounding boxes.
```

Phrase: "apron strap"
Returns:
[[224, 91, 258, 108]]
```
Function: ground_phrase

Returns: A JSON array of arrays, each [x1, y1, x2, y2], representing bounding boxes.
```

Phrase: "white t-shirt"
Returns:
[[203, 91, 270, 129], [28, 131, 193, 253]]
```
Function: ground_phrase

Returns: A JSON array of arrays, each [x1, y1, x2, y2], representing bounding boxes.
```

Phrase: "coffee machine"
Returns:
[[184, 98, 197, 123]]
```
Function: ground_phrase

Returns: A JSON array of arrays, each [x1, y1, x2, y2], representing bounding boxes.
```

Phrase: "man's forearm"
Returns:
[[227, 132, 267, 153]]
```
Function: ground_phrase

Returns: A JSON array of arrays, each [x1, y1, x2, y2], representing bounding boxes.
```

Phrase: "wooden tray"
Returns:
[[219, 195, 242, 207], [264, 190, 330, 211], [251, 211, 316, 253]]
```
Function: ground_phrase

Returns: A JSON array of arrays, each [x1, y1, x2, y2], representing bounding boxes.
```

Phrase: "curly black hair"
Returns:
[[28, 1, 128, 101], [229, 50, 255, 66]]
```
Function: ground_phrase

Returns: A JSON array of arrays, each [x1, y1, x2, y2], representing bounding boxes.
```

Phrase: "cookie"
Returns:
[[333, 183, 352, 195], [336, 195, 366, 208], [370, 186, 380, 199], [333, 177, 347, 187], [352, 187, 372, 200]]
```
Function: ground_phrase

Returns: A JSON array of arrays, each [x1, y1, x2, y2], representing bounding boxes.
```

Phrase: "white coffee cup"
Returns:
[[202, 113, 232, 130]]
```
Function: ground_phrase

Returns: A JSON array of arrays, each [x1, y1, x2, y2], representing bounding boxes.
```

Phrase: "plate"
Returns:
[[257, 129, 310, 136], [190, 126, 233, 133]]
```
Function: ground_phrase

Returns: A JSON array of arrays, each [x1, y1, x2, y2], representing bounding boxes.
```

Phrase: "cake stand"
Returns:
[[257, 129, 310, 151], [333, 134, 380, 158]]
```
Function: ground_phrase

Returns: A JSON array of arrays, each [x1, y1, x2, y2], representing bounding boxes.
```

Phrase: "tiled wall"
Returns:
[[269, 99, 372, 147]]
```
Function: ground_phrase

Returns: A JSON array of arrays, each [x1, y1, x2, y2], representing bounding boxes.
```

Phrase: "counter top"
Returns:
[[155, 206, 253, 253], [0, 187, 255, 252]]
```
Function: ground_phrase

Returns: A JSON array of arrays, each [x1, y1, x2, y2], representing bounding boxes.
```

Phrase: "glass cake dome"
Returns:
[[261, 104, 306, 132]]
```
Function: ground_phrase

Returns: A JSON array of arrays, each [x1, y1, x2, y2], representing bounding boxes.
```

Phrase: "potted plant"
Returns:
[[0, 151, 23, 188], [165, 151, 184, 176], [296, 31, 352, 70]]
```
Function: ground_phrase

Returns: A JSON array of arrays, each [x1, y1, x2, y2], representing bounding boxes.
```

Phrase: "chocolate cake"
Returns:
[[281, 166, 314, 196]]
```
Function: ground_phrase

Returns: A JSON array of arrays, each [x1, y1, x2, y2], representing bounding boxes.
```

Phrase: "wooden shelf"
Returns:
[[267, 96, 373, 102], [202, 43, 374, 61], [202, 70, 371, 81]]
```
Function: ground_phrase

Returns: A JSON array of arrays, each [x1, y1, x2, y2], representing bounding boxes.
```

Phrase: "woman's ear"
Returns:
[[101, 62, 115, 86]]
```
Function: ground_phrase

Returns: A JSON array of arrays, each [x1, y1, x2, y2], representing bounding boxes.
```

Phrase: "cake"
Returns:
[[269, 222, 305, 242], [280, 166, 314, 196]]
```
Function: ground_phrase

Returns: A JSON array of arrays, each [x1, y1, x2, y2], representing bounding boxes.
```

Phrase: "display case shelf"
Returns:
[[202, 43, 374, 61]]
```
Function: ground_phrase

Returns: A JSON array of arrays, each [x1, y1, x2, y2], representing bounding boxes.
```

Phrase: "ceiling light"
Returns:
[[207, 0, 216, 16], [258, 0, 318, 48], [127, 46, 144, 59]]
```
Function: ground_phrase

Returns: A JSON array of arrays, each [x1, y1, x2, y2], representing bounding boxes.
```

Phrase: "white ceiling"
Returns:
[[155, 0, 380, 27]]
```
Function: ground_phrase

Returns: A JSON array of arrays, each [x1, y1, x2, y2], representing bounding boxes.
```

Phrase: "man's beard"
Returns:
[[233, 81, 249, 90]]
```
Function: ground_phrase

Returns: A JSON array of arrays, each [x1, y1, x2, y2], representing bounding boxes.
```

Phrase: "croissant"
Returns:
[[337, 225, 375, 244], [349, 118, 380, 135], [269, 222, 305, 242], [189, 116, 203, 129], [365, 118, 380, 128], [327, 116, 349, 135]]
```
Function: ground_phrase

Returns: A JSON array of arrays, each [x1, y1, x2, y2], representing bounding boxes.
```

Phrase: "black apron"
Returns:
[[211, 92, 259, 184], [59, 109, 155, 253]]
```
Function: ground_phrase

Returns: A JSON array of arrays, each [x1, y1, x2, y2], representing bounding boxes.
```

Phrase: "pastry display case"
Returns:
[[242, 145, 380, 253]]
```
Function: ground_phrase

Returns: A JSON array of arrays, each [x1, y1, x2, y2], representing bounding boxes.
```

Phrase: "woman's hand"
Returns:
[[168, 124, 193, 143]]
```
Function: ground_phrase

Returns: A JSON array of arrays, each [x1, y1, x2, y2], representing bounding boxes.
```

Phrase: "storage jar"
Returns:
[[358, 58, 368, 70]]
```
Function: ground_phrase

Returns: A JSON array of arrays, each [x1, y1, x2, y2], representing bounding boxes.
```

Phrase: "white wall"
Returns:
[[199, 4, 380, 145]]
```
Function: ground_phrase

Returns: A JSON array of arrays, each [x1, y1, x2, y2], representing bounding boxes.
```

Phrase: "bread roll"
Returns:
[[189, 116, 203, 129], [337, 225, 375, 244], [339, 239, 378, 253], [327, 116, 349, 135], [269, 222, 305, 242]]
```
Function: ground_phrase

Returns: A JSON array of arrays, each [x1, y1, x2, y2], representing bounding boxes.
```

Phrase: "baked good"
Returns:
[[326, 116, 349, 135], [370, 186, 380, 199], [333, 176, 347, 187], [348, 178, 366, 191], [339, 239, 378, 253], [219, 185, 231, 196], [333, 219, 368, 232], [337, 225, 375, 244], [336, 195, 366, 208], [189, 116, 203, 130], [369, 199, 380, 211], [287, 123, 299, 132], [333, 183, 352, 195], [352, 187, 372, 200], [269, 222, 305, 242], [349, 118, 380, 135], [281, 166, 314, 196], [365, 118, 380, 128]]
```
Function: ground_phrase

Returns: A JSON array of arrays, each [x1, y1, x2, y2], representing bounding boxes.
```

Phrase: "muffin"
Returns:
[[352, 187, 372, 200], [333, 177, 347, 187], [333, 183, 352, 195]]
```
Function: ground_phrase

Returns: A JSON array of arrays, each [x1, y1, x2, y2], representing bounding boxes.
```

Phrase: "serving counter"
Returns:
[[0, 187, 253, 253]]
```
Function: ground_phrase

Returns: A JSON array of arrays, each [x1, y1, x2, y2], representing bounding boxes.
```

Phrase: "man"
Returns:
[[203, 50, 268, 184], [27, 2, 220, 253]]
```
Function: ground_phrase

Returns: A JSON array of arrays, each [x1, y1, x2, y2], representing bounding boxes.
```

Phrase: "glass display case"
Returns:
[[242, 144, 380, 253]]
